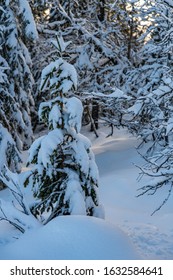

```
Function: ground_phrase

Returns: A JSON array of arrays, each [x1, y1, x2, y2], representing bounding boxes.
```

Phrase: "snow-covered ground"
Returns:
[[89, 126, 173, 260], [0, 126, 172, 259], [0, 215, 139, 260]]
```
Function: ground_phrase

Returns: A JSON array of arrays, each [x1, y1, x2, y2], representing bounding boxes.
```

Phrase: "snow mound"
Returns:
[[0, 216, 139, 260]]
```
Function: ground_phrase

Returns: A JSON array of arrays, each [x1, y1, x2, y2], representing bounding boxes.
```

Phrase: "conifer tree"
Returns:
[[25, 37, 104, 224], [0, 0, 38, 151], [0, 56, 22, 175]]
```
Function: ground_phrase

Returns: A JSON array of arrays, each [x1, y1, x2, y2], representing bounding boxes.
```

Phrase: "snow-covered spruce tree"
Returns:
[[0, 55, 22, 175], [25, 38, 104, 224], [0, 0, 38, 151], [0, 125, 21, 175]]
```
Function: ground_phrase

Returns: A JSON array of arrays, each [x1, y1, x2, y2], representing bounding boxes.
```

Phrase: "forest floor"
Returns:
[[0, 125, 173, 259], [88, 125, 173, 259]]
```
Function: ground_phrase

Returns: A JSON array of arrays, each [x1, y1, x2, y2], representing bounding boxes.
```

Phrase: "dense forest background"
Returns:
[[0, 0, 173, 227]]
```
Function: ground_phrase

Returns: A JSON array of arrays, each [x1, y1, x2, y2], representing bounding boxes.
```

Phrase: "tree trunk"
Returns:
[[90, 100, 99, 132], [98, 0, 105, 22]]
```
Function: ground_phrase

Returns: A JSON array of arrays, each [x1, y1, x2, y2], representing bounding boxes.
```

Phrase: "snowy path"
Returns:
[[90, 128, 173, 260]]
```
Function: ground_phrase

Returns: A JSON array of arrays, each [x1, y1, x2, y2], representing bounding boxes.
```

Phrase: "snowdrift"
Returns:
[[0, 216, 139, 260]]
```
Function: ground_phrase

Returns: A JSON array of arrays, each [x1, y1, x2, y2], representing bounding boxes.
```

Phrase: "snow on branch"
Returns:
[[0, 166, 39, 233], [51, 34, 72, 53], [40, 58, 77, 94], [18, 0, 38, 40], [136, 145, 173, 215]]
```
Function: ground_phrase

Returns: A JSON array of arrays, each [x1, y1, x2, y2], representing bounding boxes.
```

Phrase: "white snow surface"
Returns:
[[19, 0, 38, 40], [40, 58, 78, 93], [164, 0, 173, 7], [65, 97, 83, 132], [0, 126, 173, 260], [0, 216, 138, 260], [64, 178, 86, 215], [88, 126, 173, 260]]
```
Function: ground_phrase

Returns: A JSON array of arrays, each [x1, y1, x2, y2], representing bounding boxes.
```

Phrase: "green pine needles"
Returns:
[[25, 37, 104, 224]]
